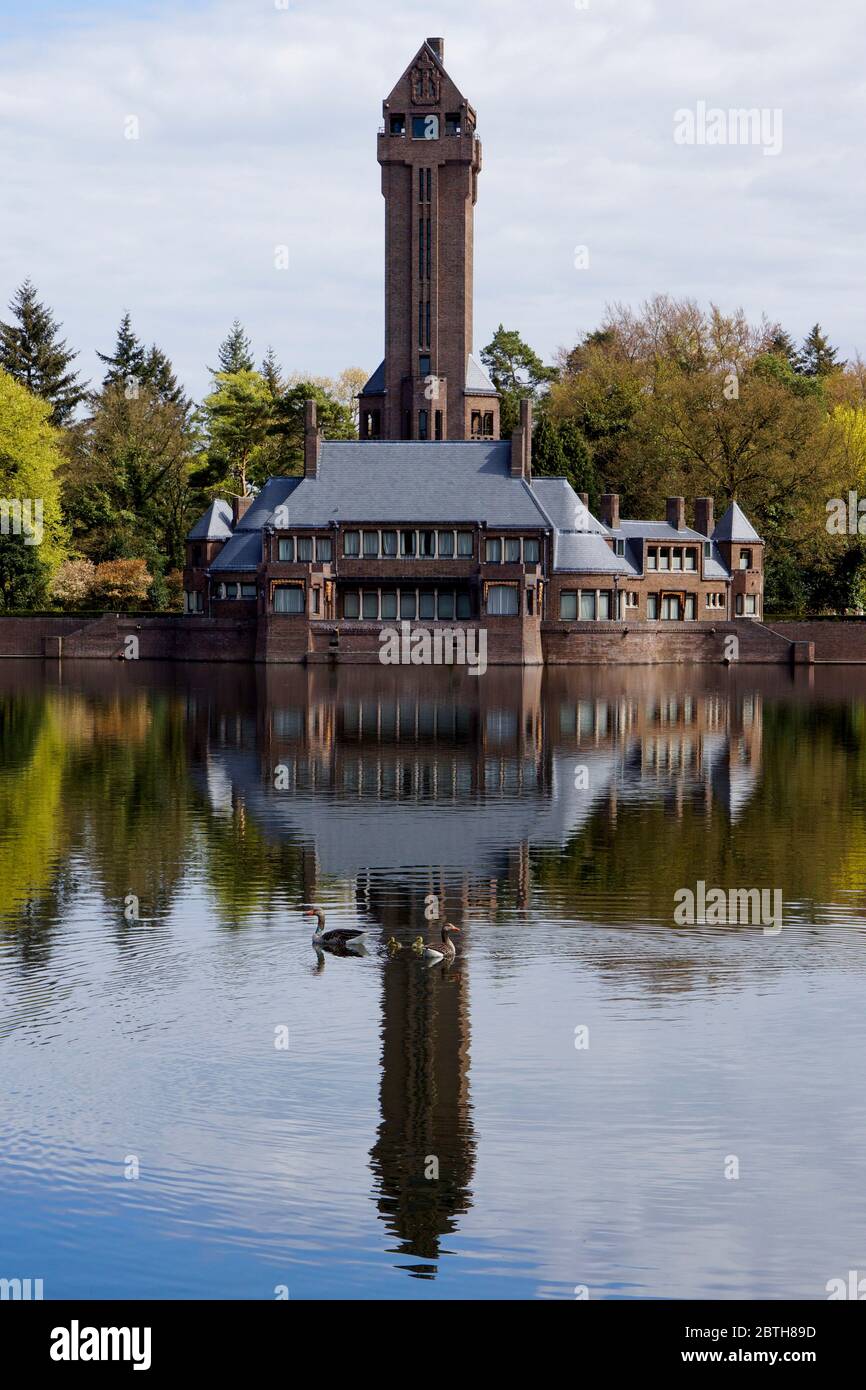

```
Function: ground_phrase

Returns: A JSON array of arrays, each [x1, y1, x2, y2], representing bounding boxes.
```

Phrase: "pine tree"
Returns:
[[532, 414, 566, 476], [261, 346, 284, 398], [97, 312, 147, 390], [0, 279, 87, 425], [143, 344, 187, 408], [767, 326, 799, 371], [216, 320, 255, 374], [797, 323, 844, 377]]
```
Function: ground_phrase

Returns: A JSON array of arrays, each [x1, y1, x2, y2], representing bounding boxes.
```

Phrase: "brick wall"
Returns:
[[0, 615, 255, 661], [769, 620, 866, 662]]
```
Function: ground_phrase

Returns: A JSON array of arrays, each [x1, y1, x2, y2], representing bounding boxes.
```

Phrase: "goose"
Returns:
[[423, 923, 460, 963], [304, 908, 367, 950]]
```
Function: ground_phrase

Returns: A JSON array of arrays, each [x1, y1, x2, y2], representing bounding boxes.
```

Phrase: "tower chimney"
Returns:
[[600, 493, 620, 530], [304, 398, 321, 479], [426, 37, 444, 61], [511, 398, 533, 479], [694, 497, 714, 536]]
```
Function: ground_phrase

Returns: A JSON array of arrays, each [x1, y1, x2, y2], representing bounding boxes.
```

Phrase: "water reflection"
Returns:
[[2, 660, 866, 1294]]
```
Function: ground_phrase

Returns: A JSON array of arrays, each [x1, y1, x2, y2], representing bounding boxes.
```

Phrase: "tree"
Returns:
[[333, 368, 369, 428], [767, 325, 799, 371], [532, 413, 566, 476], [261, 347, 284, 398], [199, 370, 275, 495], [216, 320, 255, 374], [49, 558, 97, 609], [480, 325, 557, 437], [64, 381, 201, 575], [0, 368, 68, 598], [268, 381, 356, 474], [0, 534, 48, 609], [90, 558, 152, 608], [97, 314, 186, 408], [0, 280, 87, 425], [797, 323, 844, 378], [97, 312, 147, 391]]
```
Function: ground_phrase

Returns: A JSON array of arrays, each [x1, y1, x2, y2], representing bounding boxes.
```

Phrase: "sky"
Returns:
[[0, 0, 863, 403]]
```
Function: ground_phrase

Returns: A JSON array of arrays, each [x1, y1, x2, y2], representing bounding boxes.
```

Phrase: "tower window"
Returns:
[[471, 411, 482, 437], [364, 409, 381, 439], [425, 300, 430, 345], [419, 354, 431, 377], [435, 410, 443, 440], [483, 412, 494, 437], [412, 114, 439, 140], [418, 410, 429, 440], [390, 114, 405, 135], [426, 169, 432, 201], [445, 112, 462, 136]]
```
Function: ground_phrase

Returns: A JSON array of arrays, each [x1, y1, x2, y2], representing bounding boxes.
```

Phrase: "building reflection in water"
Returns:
[[192, 664, 758, 1273]]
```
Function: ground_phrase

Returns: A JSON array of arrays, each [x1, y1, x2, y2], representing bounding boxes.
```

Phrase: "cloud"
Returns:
[[0, 0, 863, 401]]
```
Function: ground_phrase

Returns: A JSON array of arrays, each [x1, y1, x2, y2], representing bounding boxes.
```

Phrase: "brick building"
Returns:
[[182, 39, 766, 665]]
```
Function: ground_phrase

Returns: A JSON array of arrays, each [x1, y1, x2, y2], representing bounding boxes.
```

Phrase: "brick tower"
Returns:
[[358, 38, 500, 443]]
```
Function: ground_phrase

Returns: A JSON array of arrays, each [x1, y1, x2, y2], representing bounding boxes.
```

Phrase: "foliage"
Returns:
[[0, 280, 87, 425], [89, 557, 152, 608], [49, 558, 97, 609]]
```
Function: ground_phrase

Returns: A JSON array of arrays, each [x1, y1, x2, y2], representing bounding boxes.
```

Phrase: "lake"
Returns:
[[1, 658, 865, 1300]]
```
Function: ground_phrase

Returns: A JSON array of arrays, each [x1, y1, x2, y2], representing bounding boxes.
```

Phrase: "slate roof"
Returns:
[[188, 498, 233, 541], [361, 360, 385, 395], [209, 530, 263, 572], [529, 478, 608, 534], [244, 441, 551, 528], [553, 531, 637, 575], [713, 501, 762, 543], [465, 354, 498, 395]]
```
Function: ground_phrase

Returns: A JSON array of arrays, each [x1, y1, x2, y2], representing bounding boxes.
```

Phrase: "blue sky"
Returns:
[[0, 0, 863, 402]]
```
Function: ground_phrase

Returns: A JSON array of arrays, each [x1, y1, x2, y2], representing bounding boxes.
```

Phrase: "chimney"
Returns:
[[232, 493, 253, 527], [511, 398, 533, 479], [599, 493, 620, 530], [694, 496, 714, 537], [521, 397, 532, 481], [578, 492, 589, 510], [426, 37, 444, 61], [666, 495, 686, 530], [304, 398, 321, 479]]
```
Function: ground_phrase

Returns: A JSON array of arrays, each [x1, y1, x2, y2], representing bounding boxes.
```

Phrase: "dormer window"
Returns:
[[390, 114, 406, 135], [412, 114, 439, 140], [615, 538, 625, 557]]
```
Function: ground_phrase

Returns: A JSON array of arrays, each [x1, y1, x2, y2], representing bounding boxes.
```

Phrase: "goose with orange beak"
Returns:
[[423, 922, 460, 963]]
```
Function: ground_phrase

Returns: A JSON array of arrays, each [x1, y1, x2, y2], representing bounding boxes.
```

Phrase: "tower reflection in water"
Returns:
[[202, 665, 763, 1273]]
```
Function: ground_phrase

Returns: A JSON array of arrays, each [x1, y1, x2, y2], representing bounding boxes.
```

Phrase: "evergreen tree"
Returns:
[[558, 419, 599, 506], [532, 414, 566, 476], [216, 320, 255, 374], [0, 280, 86, 425], [767, 326, 799, 371], [143, 344, 187, 408], [261, 346, 284, 398], [97, 312, 147, 391], [480, 325, 557, 438], [97, 316, 186, 408], [797, 323, 844, 378], [0, 534, 47, 610]]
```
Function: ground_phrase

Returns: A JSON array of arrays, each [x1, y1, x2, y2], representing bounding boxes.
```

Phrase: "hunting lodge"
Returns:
[[183, 39, 767, 667]]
